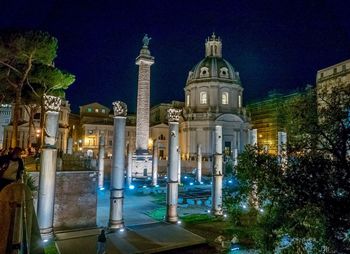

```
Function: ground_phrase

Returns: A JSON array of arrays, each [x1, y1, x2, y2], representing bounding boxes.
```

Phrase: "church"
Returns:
[[180, 33, 250, 162]]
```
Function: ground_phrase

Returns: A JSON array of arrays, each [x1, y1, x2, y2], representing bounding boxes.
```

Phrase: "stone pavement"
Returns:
[[55, 222, 206, 254]]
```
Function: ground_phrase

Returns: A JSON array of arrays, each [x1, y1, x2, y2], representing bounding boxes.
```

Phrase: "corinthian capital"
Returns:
[[44, 94, 61, 112], [167, 108, 182, 122], [112, 101, 128, 117]]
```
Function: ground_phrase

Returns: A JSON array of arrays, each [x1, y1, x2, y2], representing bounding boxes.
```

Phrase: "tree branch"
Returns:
[[0, 60, 21, 74]]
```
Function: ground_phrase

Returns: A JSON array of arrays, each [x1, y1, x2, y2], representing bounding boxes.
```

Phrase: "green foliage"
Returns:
[[0, 30, 75, 146], [44, 241, 59, 254], [24, 171, 37, 192], [226, 86, 350, 253]]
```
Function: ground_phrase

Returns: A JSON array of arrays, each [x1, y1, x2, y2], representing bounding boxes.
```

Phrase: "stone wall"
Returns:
[[30, 170, 97, 231]]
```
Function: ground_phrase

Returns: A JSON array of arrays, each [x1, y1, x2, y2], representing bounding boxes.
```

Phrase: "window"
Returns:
[[200, 91, 207, 104], [102, 109, 106, 113], [88, 130, 93, 134], [238, 95, 242, 108], [222, 92, 228, 105], [220, 67, 229, 78], [320, 72, 324, 78], [87, 108, 92, 112], [95, 108, 99, 113], [186, 94, 190, 107], [200, 67, 209, 78]]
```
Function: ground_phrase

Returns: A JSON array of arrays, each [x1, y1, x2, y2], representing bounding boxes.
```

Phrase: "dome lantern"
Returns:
[[205, 33, 222, 58]]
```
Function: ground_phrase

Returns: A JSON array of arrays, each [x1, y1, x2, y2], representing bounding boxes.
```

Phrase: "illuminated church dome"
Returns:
[[184, 34, 243, 114], [186, 33, 241, 85]]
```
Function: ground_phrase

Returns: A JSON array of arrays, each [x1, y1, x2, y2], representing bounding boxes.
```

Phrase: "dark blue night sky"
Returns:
[[1, 0, 349, 112]]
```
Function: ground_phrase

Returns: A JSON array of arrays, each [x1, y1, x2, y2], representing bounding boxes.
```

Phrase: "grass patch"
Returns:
[[180, 213, 217, 223], [44, 241, 58, 254], [146, 207, 166, 221]]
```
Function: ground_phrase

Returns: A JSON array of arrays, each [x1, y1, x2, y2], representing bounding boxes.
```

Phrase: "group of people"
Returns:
[[0, 147, 24, 191]]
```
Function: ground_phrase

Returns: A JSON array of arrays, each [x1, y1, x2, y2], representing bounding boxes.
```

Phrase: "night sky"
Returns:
[[1, 0, 349, 112]]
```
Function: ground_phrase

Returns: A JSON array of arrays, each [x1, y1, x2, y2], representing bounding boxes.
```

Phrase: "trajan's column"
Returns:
[[132, 34, 154, 177]]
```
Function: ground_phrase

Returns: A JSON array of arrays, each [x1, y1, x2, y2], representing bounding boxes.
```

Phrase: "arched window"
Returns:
[[200, 91, 207, 104], [220, 67, 229, 78], [186, 94, 190, 107], [238, 95, 242, 108], [222, 92, 229, 105], [200, 67, 209, 78]]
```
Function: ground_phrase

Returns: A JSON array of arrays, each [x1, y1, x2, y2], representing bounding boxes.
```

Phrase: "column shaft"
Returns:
[[196, 144, 202, 183], [109, 116, 126, 229], [212, 125, 223, 216], [98, 135, 105, 189], [152, 141, 158, 186], [37, 95, 61, 241], [166, 121, 179, 223]]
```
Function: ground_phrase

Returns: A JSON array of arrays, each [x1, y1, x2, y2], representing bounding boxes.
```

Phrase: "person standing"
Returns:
[[0, 147, 24, 191], [97, 229, 106, 254]]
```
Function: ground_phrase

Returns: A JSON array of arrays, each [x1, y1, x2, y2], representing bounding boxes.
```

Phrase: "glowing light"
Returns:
[[184, 176, 188, 179], [99, 187, 105, 190], [259, 208, 264, 213], [177, 221, 182, 224], [155, 184, 159, 187], [231, 247, 240, 251], [119, 228, 125, 232], [228, 180, 232, 184], [223, 214, 227, 218], [242, 205, 247, 209], [129, 185, 135, 190], [143, 185, 147, 188], [207, 209, 211, 213], [189, 182, 194, 186], [43, 239, 48, 243]]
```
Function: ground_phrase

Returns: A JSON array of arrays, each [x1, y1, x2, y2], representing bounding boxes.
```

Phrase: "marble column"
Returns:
[[37, 95, 61, 241], [196, 144, 202, 183], [98, 135, 105, 189], [109, 101, 127, 230], [152, 140, 158, 186], [177, 147, 181, 184], [212, 125, 223, 216], [67, 137, 73, 154], [127, 152, 132, 187], [166, 108, 181, 223]]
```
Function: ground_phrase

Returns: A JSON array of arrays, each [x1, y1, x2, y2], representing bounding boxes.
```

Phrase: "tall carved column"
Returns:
[[152, 140, 158, 186], [212, 125, 223, 216], [37, 95, 61, 241], [166, 109, 181, 223], [132, 35, 155, 177], [109, 101, 127, 230], [98, 135, 105, 189], [135, 36, 154, 154], [196, 144, 202, 183]]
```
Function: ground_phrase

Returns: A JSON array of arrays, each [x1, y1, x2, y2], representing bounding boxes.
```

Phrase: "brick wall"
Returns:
[[30, 170, 97, 230]]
